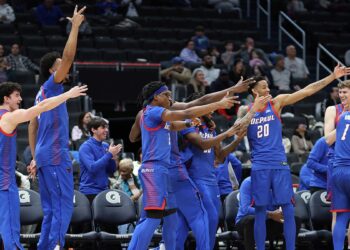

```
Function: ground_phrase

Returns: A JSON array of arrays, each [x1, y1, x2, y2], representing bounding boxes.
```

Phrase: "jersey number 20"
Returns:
[[257, 124, 269, 138]]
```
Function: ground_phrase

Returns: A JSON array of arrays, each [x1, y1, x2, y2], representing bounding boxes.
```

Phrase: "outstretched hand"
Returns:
[[67, 5, 86, 27], [67, 85, 88, 98], [333, 63, 350, 79], [231, 76, 255, 94], [252, 93, 271, 111], [218, 92, 240, 109]]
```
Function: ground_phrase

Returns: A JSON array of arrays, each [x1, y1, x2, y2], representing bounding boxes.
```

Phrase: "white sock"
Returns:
[[54, 245, 60, 250]]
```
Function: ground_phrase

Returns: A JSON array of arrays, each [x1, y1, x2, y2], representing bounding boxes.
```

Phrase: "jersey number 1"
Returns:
[[257, 124, 269, 138], [341, 124, 350, 141]]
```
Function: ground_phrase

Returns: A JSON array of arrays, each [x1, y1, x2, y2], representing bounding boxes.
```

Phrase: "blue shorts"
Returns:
[[0, 181, 23, 250], [251, 168, 294, 206], [331, 167, 350, 212], [139, 163, 175, 211]]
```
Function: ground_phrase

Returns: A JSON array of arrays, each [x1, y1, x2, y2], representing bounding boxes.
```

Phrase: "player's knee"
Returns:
[[146, 208, 177, 218]]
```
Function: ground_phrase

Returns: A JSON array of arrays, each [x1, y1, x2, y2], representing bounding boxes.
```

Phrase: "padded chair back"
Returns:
[[309, 190, 331, 230], [19, 189, 43, 225], [294, 190, 312, 229], [92, 189, 137, 226], [71, 190, 92, 225], [8, 71, 36, 85], [224, 190, 240, 231]]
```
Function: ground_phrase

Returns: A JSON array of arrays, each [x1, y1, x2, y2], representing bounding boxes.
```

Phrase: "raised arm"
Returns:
[[1, 85, 88, 133], [214, 134, 245, 163], [273, 64, 350, 111], [129, 110, 142, 143], [324, 106, 336, 136], [171, 77, 254, 110], [161, 93, 235, 122], [54, 6, 86, 83]]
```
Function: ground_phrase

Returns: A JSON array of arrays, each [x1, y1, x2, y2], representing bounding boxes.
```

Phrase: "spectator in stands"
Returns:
[[210, 69, 234, 92], [282, 133, 292, 153], [208, 0, 240, 12], [249, 49, 266, 69], [298, 164, 312, 191], [236, 177, 284, 250], [215, 153, 242, 202], [35, 0, 65, 26], [284, 45, 309, 86], [0, 44, 9, 83], [160, 56, 191, 85], [191, 25, 210, 55], [240, 37, 272, 67], [66, 19, 92, 36], [78, 117, 122, 204], [229, 58, 248, 84], [291, 123, 313, 155], [305, 137, 328, 194], [196, 54, 220, 85], [208, 46, 220, 65], [180, 39, 202, 65], [96, 0, 119, 17], [71, 111, 92, 142], [120, 0, 143, 17], [270, 54, 292, 91], [6, 44, 39, 73], [190, 68, 208, 94], [324, 86, 340, 108], [113, 158, 142, 202], [0, 0, 15, 24], [221, 41, 240, 68]]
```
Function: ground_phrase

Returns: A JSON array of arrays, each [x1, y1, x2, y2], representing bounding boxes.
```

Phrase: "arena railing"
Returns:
[[257, 0, 271, 39], [278, 11, 306, 63], [316, 43, 347, 82]]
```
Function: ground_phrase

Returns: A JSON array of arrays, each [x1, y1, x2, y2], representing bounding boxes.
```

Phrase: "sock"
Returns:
[[54, 245, 60, 250], [281, 204, 296, 250], [254, 206, 267, 250], [333, 212, 350, 250]]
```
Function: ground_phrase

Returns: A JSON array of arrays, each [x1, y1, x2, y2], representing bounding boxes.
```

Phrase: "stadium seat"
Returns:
[[92, 189, 138, 243], [17, 23, 39, 35], [22, 35, 46, 47], [309, 190, 332, 230], [7, 71, 36, 85], [102, 49, 127, 62], [19, 189, 43, 244], [94, 36, 116, 49], [46, 35, 67, 48], [0, 34, 21, 46], [294, 190, 313, 230], [65, 191, 98, 245], [0, 23, 15, 34], [91, 26, 110, 37], [121, 152, 135, 161], [282, 116, 308, 130], [41, 25, 63, 36], [291, 162, 304, 175], [77, 48, 103, 61]]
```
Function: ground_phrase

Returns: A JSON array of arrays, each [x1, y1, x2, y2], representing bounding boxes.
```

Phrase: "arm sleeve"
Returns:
[[79, 144, 113, 174], [306, 139, 328, 173], [228, 154, 242, 182]]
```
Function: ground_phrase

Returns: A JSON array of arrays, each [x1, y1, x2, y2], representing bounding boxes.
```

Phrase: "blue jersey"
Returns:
[[247, 101, 287, 169], [334, 111, 350, 168], [140, 105, 171, 166], [182, 124, 216, 185], [328, 104, 344, 159], [0, 110, 16, 190], [172, 130, 192, 181], [34, 74, 71, 167]]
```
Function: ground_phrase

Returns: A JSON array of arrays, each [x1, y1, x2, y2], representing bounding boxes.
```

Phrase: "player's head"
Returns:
[[142, 81, 172, 109], [248, 76, 270, 97], [338, 80, 350, 107], [119, 158, 134, 180], [87, 117, 109, 141], [39, 51, 61, 82], [0, 82, 22, 111]]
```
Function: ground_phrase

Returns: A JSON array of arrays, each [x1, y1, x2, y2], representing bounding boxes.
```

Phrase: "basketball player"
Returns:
[[325, 80, 350, 250], [127, 81, 235, 250], [324, 80, 350, 247], [0, 82, 87, 250], [27, 5, 86, 250], [247, 64, 350, 250]]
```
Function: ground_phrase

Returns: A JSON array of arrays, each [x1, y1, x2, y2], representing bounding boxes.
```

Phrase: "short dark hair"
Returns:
[[142, 81, 165, 106], [0, 82, 22, 105], [39, 51, 61, 83], [195, 25, 204, 32], [87, 117, 108, 135], [248, 76, 266, 95]]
